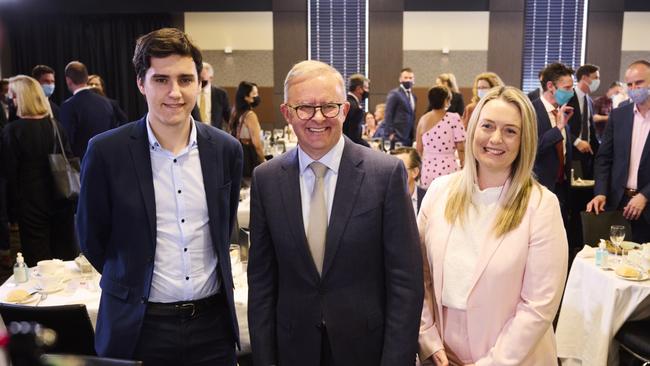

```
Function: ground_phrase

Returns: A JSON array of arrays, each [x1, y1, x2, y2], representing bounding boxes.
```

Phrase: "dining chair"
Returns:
[[0, 303, 96, 355], [41, 353, 143, 365], [615, 318, 650, 365], [579, 210, 632, 246]]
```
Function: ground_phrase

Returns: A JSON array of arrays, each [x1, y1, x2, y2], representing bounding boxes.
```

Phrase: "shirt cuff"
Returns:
[[573, 137, 583, 147]]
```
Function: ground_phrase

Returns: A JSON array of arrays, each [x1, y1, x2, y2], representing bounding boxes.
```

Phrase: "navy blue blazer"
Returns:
[[77, 118, 243, 358], [532, 98, 573, 193], [594, 102, 650, 221], [60, 89, 116, 160], [383, 87, 416, 143], [343, 94, 368, 146]]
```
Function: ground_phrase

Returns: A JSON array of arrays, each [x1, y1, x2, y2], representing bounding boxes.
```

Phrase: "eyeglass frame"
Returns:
[[285, 102, 346, 120]]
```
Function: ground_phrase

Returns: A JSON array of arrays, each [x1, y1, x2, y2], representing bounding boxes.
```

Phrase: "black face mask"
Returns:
[[200, 80, 208, 88], [251, 96, 261, 108], [361, 91, 369, 100], [401, 81, 413, 89]]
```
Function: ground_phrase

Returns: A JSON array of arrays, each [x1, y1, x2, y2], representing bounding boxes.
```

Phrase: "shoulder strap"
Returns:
[[49, 117, 69, 162]]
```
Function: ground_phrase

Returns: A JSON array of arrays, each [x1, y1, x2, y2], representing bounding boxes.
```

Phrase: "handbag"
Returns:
[[48, 118, 80, 200]]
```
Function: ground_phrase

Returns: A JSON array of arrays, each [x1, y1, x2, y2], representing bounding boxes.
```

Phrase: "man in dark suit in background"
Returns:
[[567, 64, 600, 179], [383, 67, 416, 147], [248, 60, 423, 366], [196, 61, 230, 129], [391, 147, 426, 215], [32, 65, 61, 120], [527, 70, 543, 102], [77, 28, 242, 365], [587, 60, 650, 243], [532, 62, 575, 215], [342, 73, 369, 147], [60, 61, 116, 160]]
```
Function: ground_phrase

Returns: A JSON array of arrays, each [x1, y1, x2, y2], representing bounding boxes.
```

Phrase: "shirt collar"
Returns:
[[297, 135, 345, 176], [575, 86, 587, 101], [146, 114, 198, 152], [541, 93, 557, 112], [73, 86, 93, 95], [347, 92, 359, 103]]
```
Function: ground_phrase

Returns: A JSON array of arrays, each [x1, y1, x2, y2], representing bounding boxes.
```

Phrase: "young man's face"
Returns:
[[137, 55, 200, 129], [38, 73, 55, 86]]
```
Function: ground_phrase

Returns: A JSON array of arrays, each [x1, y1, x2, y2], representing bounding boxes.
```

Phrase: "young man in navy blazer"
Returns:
[[77, 28, 243, 365]]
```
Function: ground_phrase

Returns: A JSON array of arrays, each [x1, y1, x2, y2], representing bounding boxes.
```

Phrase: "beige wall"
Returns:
[[620, 12, 650, 79], [184, 12, 273, 51]]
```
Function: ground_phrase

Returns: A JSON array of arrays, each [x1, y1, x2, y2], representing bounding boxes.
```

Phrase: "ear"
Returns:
[[280, 103, 292, 124], [413, 166, 421, 180], [545, 80, 554, 92], [136, 77, 146, 95], [341, 101, 351, 117]]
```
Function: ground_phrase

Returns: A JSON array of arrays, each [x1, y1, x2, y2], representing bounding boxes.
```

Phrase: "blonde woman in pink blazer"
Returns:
[[418, 86, 568, 366]]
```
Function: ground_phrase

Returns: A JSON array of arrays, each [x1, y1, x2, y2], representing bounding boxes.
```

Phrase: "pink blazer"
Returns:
[[417, 173, 568, 365]]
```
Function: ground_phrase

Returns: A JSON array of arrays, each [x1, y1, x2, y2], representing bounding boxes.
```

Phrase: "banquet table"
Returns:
[[555, 255, 650, 365], [0, 259, 251, 354]]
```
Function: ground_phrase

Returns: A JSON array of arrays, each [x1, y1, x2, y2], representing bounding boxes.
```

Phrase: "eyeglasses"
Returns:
[[286, 103, 344, 120]]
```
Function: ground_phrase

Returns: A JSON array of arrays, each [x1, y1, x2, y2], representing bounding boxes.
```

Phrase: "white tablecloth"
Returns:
[[556, 256, 650, 365]]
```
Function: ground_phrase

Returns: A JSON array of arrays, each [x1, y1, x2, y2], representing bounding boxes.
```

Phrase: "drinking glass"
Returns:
[[382, 139, 391, 152], [610, 225, 626, 264]]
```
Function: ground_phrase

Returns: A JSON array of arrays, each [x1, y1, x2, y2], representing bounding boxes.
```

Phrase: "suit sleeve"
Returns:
[[593, 110, 615, 197], [537, 125, 564, 154], [383, 91, 398, 136], [59, 102, 77, 154], [229, 141, 243, 231], [247, 170, 279, 366], [380, 161, 424, 366], [475, 191, 568, 366], [76, 138, 111, 273]]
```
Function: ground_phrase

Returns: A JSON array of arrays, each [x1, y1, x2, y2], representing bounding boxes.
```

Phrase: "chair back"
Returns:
[[580, 211, 632, 246], [41, 354, 143, 365], [0, 303, 95, 355]]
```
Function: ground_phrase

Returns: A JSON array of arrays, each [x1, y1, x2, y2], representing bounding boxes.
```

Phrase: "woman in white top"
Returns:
[[418, 86, 568, 365], [230, 81, 265, 178]]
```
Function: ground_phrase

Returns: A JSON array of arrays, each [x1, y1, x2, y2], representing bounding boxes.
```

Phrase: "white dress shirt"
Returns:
[[146, 116, 219, 302], [442, 184, 503, 309], [298, 135, 345, 233]]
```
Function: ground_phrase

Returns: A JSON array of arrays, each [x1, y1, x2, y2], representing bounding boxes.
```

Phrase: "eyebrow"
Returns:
[[150, 74, 196, 79], [481, 119, 521, 129]]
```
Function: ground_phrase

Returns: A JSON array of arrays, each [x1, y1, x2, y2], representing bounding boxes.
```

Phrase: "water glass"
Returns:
[[610, 225, 626, 263]]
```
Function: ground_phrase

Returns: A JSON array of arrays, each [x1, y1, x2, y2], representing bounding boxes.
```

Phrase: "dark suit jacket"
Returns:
[[532, 98, 573, 193], [77, 118, 243, 358], [60, 89, 116, 160], [527, 88, 541, 102], [567, 92, 599, 152], [49, 100, 60, 121], [594, 102, 650, 221], [416, 185, 427, 214], [248, 137, 423, 366], [193, 85, 231, 129], [343, 94, 369, 146], [383, 87, 416, 144]]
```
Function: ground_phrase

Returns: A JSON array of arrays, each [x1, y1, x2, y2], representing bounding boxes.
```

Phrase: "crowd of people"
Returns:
[[0, 25, 649, 366]]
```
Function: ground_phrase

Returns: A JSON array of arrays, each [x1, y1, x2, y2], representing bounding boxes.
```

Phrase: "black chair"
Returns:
[[616, 319, 650, 365], [580, 211, 631, 247], [41, 354, 142, 366], [0, 303, 95, 355]]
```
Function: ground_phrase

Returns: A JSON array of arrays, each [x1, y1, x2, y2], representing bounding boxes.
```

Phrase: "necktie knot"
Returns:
[[310, 161, 328, 179]]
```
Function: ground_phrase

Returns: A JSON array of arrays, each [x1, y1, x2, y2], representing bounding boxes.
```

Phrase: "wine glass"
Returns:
[[382, 139, 391, 152], [610, 225, 626, 264]]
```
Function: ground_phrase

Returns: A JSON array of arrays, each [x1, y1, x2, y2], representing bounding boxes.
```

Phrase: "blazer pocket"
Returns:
[[100, 276, 130, 301]]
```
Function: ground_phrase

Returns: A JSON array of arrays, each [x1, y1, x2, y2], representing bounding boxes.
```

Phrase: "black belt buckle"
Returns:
[[176, 303, 196, 317]]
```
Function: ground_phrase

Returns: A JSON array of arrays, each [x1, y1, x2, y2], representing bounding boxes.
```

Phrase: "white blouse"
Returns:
[[441, 184, 503, 310]]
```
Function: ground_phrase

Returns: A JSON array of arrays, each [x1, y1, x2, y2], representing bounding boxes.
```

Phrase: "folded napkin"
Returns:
[[577, 245, 596, 258]]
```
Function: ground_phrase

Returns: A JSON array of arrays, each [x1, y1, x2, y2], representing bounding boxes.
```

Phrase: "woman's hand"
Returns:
[[433, 349, 449, 366]]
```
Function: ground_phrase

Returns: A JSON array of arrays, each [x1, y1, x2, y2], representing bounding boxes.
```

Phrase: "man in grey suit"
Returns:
[[248, 60, 423, 366]]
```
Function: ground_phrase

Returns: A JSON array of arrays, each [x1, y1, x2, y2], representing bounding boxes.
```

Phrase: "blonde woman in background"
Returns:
[[418, 86, 568, 365], [372, 103, 387, 138], [461, 72, 504, 129], [436, 73, 465, 115]]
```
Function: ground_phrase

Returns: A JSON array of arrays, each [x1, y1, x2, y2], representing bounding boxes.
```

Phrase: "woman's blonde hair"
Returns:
[[8, 75, 52, 118], [471, 72, 504, 104], [437, 73, 459, 93], [444, 86, 539, 237]]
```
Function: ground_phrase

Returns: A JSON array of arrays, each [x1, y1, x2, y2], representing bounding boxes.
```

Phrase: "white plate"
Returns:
[[620, 241, 641, 250], [33, 284, 65, 294], [616, 272, 649, 281], [4, 292, 39, 304]]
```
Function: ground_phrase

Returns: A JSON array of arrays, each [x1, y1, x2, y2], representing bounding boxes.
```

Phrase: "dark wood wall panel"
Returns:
[[487, 9, 525, 87], [586, 6, 624, 94]]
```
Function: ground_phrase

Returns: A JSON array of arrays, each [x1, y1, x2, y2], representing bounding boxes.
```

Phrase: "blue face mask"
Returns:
[[42, 84, 55, 98], [477, 89, 488, 99], [554, 88, 574, 106], [629, 87, 650, 106]]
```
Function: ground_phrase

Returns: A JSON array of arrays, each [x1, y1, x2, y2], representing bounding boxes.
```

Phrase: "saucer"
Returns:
[[5, 292, 39, 304], [616, 272, 649, 281], [34, 284, 65, 294]]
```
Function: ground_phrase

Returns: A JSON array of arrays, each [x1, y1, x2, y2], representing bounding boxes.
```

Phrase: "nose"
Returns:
[[312, 107, 327, 122], [168, 81, 182, 98], [489, 129, 503, 144]]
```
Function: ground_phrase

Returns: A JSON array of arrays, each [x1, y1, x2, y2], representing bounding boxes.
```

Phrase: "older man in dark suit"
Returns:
[[77, 28, 243, 365], [383, 67, 417, 147], [248, 60, 423, 366], [195, 62, 231, 129], [60, 61, 116, 160], [587, 60, 650, 243]]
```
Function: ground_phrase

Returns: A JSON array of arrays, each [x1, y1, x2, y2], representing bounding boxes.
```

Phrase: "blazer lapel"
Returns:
[[128, 119, 157, 251], [280, 150, 320, 278], [321, 139, 364, 278], [433, 223, 453, 334], [196, 123, 223, 252]]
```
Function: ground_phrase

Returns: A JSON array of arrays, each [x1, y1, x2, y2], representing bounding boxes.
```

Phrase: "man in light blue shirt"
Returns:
[[77, 28, 243, 365]]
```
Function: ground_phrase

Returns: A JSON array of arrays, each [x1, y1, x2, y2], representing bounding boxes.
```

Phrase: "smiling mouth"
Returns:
[[163, 103, 184, 109], [484, 147, 505, 155], [307, 127, 328, 133]]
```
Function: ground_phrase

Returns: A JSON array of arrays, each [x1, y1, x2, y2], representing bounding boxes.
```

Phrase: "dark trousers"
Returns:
[[133, 293, 236, 366], [19, 201, 77, 266]]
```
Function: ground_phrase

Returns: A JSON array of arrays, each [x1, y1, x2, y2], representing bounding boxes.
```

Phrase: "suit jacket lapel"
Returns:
[[322, 139, 364, 278], [622, 105, 635, 169], [196, 122, 223, 252], [128, 119, 157, 252], [280, 150, 319, 278]]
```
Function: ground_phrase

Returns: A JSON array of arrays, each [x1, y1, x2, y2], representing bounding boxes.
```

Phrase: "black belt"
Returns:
[[146, 293, 222, 318], [624, 188, 638, 198]]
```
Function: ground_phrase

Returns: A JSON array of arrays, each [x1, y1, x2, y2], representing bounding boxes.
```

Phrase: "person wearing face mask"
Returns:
[[230, 81, 265, 180], [342, 74, 370, 147], [31, 65, 60, 121], [192, 62, 231, 129], [531, 62, 575, 220], [587, 60, 650, 243], [383, 67, 417, 147], [593, 81, 626, 141], [461, 72, 504, 129], [567, 64, 600, 179]]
